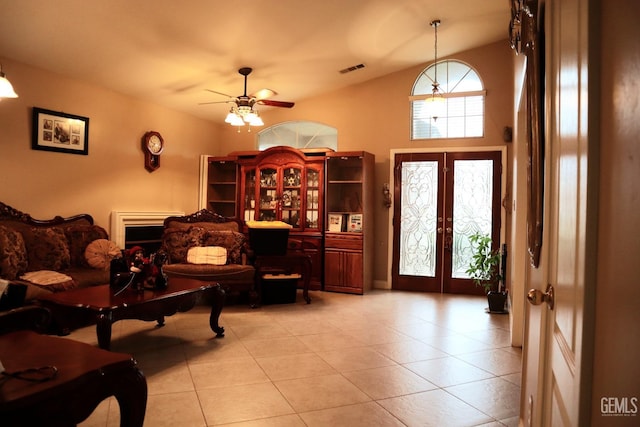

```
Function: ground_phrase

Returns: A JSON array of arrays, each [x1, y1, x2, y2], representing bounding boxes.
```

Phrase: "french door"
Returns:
[[391, 151, 502, 294]]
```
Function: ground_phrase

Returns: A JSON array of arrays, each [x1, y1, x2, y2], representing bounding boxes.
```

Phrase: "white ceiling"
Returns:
[[0, 0, 510, 125]]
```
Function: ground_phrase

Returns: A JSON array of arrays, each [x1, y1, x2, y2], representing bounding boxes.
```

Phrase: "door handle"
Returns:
[[527, 284, 554, 310]]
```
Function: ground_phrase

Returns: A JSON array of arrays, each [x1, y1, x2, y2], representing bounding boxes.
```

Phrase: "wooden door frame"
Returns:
[[387, 146, 509, 292]]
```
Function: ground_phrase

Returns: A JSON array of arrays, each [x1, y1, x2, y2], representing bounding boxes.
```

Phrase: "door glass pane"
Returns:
[[452, 159, 494, 278], [399, 161, 438, 277]]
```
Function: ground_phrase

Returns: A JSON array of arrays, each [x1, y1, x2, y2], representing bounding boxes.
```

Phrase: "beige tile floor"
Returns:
[[70, 290, 521, 427]]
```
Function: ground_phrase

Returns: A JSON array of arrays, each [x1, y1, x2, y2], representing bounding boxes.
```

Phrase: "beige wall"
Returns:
[[0, 57, 222, 230], [218, 40, 514, 285], [1, 40, 513, 286]]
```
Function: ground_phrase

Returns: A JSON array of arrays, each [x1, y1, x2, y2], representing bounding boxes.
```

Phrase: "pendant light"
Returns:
[[0, 64, 19, 98], [425, 19, 445, 120]]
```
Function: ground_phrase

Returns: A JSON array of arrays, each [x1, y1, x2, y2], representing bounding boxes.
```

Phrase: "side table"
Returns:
[[254, 253, 312, 304], [0, 330, 147, 426]]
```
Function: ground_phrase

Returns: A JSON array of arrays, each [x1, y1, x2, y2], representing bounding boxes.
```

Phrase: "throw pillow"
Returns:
[[0, 225, 28, 280], [162, 226, 207, 263], [20, 270, 76, 292], [202, 230, 245, 264], [64, 224, 109, 267], [187, 246, 227, 265], [85, 239, 122, 270], [23, 227, 71, 272]]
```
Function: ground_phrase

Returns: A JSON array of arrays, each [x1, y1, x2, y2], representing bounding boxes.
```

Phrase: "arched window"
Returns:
[[410, 60, 485, 139], [257, 121, 337, 151]]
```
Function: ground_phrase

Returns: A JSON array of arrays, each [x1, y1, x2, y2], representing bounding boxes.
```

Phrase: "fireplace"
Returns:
[[110, 211, 184, 254]]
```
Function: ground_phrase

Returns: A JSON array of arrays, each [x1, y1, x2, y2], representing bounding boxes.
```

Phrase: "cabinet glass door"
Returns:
[[258, 167, 278, 221], [243, 169, 256, 222], [281, 167, 302, 228], [305, 168, 320, 230]]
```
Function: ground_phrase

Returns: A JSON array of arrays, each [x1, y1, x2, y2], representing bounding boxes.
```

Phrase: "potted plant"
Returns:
[[466, 232, 507, 313]]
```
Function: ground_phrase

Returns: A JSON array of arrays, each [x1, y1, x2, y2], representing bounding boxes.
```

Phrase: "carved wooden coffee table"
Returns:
[[37, 278, 225, 350]]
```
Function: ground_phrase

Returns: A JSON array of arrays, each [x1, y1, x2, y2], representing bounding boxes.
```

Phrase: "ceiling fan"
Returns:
[[201, 67, 294, 127]]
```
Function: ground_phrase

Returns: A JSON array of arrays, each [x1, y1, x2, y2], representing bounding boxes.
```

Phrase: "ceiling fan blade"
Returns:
[[198, 100, 234, 105], [257, 99, 295, 108], [205, 89, 235, 98], [251, 88, 277, 100]]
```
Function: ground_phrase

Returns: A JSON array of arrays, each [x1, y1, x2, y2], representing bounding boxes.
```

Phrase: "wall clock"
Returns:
[[142, 131, 164, 172]]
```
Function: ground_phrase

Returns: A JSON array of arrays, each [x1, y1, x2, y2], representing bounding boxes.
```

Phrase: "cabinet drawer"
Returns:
[[325, 236, 362, 250]]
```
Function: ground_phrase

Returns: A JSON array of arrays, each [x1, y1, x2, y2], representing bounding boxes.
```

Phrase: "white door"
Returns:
[[521, 0, 596, 425]]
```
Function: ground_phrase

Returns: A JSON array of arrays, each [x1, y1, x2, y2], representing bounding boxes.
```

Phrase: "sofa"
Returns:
[[160, 209, 258, 305], [0, 202, 117, 303]]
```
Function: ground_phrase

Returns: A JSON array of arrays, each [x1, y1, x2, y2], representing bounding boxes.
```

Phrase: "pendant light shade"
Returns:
[[0, 64, 18, 98]]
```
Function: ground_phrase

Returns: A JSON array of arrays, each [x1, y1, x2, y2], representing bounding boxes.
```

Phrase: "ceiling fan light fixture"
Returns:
[[248, 112, 263, 127]]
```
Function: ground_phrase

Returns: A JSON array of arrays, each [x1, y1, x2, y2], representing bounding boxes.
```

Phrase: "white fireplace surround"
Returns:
[[110, 211, 184, 249]]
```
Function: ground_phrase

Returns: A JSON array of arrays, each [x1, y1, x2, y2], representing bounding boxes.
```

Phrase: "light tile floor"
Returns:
[[70, 290, 521, 427]]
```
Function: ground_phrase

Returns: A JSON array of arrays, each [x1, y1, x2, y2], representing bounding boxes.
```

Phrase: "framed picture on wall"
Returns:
[[31, 107, 89, 155]]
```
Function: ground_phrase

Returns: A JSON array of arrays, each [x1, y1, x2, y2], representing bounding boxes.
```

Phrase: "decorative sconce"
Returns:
[[382, 183, 392, 208]]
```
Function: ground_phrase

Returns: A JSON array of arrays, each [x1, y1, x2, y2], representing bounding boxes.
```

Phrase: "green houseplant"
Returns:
[[466, 232, 507, 313]]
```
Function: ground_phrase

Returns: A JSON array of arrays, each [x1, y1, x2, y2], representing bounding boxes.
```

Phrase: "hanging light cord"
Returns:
[[431, 19, 441, 88]]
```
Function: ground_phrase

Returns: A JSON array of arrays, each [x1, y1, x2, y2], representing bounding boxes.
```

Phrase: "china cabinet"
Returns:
[[324, 152, 374, 294], [201, 147, 374, 293]]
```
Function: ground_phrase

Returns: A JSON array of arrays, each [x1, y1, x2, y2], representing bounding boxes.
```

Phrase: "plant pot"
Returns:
[[487, 291, 508, 313]]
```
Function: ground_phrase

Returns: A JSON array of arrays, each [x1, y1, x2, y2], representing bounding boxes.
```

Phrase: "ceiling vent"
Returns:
[[339, 63, 366, 74]]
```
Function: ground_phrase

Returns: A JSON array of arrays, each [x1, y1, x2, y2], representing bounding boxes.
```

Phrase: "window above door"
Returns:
[[410, 60, 486, 140]]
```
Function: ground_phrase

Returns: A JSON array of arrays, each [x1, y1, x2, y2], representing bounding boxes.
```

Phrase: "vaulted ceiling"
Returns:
[[0, 0, 510, 125]]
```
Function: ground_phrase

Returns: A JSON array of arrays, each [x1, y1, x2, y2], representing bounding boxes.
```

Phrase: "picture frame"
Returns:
[[32, 107, 89, 155], [521, 0, 544, 268], [348, 213, 363, 232], [328, 213, 345, 232]]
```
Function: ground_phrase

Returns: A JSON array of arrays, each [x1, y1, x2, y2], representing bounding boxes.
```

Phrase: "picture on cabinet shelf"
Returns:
[[328, 213, 345, 232], [348, 214, 363, 232], [283, 190, 292, 207]]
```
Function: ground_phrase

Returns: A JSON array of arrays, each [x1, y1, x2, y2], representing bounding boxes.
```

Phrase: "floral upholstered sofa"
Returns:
[[0, 202, 119, 303], [160, 209, 257, 305]]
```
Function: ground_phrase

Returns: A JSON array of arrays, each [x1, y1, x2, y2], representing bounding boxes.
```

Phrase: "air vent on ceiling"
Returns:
[[339, 63, 366, 74]]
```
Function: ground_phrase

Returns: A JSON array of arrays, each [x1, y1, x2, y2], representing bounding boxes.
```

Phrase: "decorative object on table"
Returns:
[[466, 232, 507, 313], [142, 131, 164, 172], [110, 246, 167, 295], [31, 107, 89, 155], [109, 255, 131, 290]]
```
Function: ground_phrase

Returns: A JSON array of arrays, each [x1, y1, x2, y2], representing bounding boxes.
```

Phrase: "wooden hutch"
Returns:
[[201, 146, 374, 294]]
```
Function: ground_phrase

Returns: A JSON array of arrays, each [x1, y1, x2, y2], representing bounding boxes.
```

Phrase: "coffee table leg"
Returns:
[[112, 363, 148, 427], [96, 312, 113, 350], [209, 283, 225, 337]]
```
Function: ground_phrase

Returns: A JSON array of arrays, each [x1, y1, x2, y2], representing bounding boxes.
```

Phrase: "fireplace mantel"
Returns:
[[110, 211, 184, 249]]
